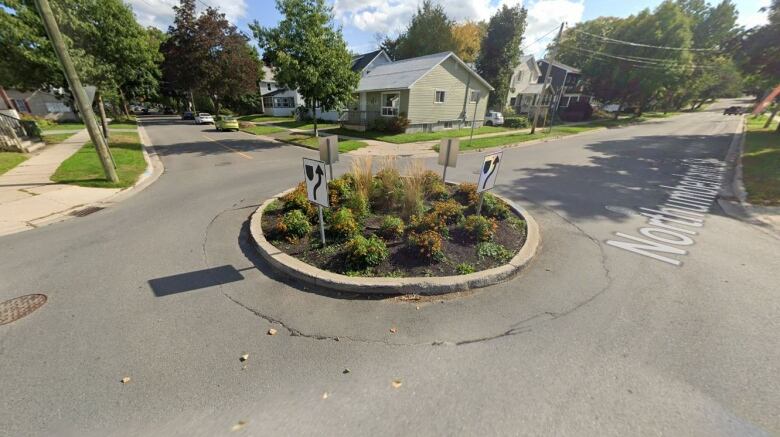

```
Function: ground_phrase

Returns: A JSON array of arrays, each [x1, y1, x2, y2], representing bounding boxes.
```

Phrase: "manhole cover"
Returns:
[[605, 205, 640, 216], [0, 294, 47, 326]]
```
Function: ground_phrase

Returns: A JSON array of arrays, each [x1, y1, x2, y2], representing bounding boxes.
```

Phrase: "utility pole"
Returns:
[[531, 22, 565, 135], [34, 0, 118, 183]]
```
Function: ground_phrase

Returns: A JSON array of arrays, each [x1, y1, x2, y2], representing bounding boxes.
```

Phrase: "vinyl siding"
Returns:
[[406, 58, 490, 125], [363, 90, 409, 116]]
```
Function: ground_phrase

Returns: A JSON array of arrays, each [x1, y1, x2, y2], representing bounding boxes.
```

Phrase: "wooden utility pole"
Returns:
[[531, 22, 565, 135], [34, 0, 118, 183]]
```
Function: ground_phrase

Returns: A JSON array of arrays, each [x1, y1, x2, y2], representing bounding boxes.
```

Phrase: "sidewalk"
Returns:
[[0, 129, 120, 236]]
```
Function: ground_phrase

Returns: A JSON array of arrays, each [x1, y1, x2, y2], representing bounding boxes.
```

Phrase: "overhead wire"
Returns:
[[571, 28, 721, 52]]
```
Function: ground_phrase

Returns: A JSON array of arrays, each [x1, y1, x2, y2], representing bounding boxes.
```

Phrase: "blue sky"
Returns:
[[128, 0, 771, 57]]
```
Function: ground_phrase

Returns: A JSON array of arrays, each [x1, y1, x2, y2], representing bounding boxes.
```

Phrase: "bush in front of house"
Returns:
[[460, 215, 497, 242], [503, 116, 530, 128], [379, 216, 405, 240], [276, 209, 312, 241], [370, 114, 410, 134], [345, 235, 389, 269]]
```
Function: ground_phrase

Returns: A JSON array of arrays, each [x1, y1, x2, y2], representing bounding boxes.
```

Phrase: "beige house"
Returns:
[[343, 51, 493, 133]]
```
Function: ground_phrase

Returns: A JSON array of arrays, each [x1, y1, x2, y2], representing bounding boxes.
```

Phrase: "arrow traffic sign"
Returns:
[[477, 151, 502, 193], [302, 158, 329, 207]]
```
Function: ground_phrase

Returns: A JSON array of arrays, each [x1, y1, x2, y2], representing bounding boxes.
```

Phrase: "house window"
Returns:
[[381, 92, 399, 116], [509, 97, 517, 107], [434, 90, 445, 104], [516, 71, 523, 83], [267, 83, 271, 91], [559, 97, 570, 108], [13, 99, 29, 113], [443, 121, 453, 129], [470, 90, 479, 103]]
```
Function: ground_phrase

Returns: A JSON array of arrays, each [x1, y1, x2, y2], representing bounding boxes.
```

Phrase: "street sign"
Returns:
[[477, 151, 502, 193], [438, 138, 459, 167], [302, 158, 329, 208], [318, 135, 339, 165]]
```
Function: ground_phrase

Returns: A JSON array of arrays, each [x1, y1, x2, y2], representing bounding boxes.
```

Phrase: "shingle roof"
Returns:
[[538, 59, 581, 74], [357, 52, 494, 92], [351, 50, 384, 72]]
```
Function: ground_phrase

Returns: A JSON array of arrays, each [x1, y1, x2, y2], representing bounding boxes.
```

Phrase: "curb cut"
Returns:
[[249, 190, 540, 295]]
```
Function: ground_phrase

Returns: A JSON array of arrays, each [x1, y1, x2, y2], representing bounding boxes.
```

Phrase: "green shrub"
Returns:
[[410, 212, 447, 235], [264, 199, 283, 214], [431, 199, 464, 225], [328, 177, 353, 209], [344, 192, 370, 219], [454, 182, 479, 206], [373, 168, 402, 210], [387, 115, 410, 134], [379, 216, 405, 240], [481, 193, 510, 219], [421, 170, 449, 200], [345, 235, 389, 268], [330, 208, 359, 238], [476, 242, 513, 263], [456, 263, 476, 275], [276, 209, 312, 241], [504, 116, 529, 128], [281, 182, 316, 218], [408, 230, 444, 261], [460, 215, 497, 242], [507, 216, 527, 234]]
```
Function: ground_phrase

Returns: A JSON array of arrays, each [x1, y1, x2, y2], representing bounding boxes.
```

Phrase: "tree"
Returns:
[[476, 5, 527, 109], [451, 21, 486, 63], [394, 1, 457, 60], [739, 0, 780, 95], [160, 0, 202, 110], [375, 33, 400, 61], [253, 0, 359, 136]]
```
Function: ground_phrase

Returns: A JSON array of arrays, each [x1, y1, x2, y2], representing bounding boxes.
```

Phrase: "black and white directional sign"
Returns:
[[302, 158, 329, 207], [477, 151, 502, 193]]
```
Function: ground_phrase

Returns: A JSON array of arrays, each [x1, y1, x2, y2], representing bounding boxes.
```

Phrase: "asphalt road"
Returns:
[[1, 99, 778, 436]]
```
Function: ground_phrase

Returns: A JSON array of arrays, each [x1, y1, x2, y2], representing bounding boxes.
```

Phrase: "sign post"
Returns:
[[438, 138, 459, 182], [318, 135, 339, 180], [475, 151, 503, 215], [303, 158, 330, 245]]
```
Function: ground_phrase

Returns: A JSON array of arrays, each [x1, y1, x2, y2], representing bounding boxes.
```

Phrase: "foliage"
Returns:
[[371, 115, 410, 133], [559, 101, 594, 121], [373, 167, 402, 210], [328, 177, 353, 209], [350, 156, 373, 201], [455, 263, 476, 275], [454, 182, 479, 205], [507, 216, 527, 234], [253, 0, 359, 135], [344, 192, 370, 219], [401, 160, 426, 218], [460, 215, 497, 242], [280, 182, 316, 218], [503, 116, 529, 128], [431, 199, 464, 225], [738, 0, 780, 91], [345, 235, 389, 268], [379, 216, 405, 240], [392, 1, 457, 60], [481, 193, 510, 219], [476, 242, 513, 263], [276, 209, 312, 241], [329, 208, 359, 238], [264, 199, 283, 214], [407, 230, 444, 261], [476, 5, 528, 109], [423, 176, 449, 201], [451, 21, 486, 63], [409, 212, 447, 235]]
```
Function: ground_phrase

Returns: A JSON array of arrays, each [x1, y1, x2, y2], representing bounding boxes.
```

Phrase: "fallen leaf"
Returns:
[[230, 420, 247, 432], [389, 327, 397, 334], [240, 354, 249, 362], [267, 328, 277, 336], [322, 392, 329, 399], [121, 377, 131, 384], [343, 368, 350, 374], [416, 306, 420, 310], [391, 379, 402, 389]]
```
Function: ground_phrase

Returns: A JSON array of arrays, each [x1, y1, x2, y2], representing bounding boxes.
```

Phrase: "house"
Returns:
[[259, 65, 300, 117], [535, 59, 592, 110], [0, 86, 90, 121], [343, 51, 493, 133], [506, 55, 554, 115], [351, 49, 393, 76]]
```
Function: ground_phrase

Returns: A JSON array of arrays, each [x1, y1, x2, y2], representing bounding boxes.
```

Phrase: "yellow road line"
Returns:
[[201, 134, 253, 160]]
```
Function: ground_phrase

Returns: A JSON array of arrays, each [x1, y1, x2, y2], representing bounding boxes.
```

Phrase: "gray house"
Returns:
[[343, 51, 493, 133], [0, 86, 90, 121]]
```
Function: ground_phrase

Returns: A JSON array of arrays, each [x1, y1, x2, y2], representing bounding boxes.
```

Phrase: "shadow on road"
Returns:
[[148, 264, 246, 297]]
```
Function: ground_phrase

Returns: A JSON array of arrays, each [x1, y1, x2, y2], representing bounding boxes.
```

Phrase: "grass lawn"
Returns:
[[271, 120, 340, 130], [329, 125, 512, 144], [42, 132, 76, 144], [0, 152, 28, 176], [40, 121, 85, 131], [240, 125, 286, 135], [742, 115, 780, 205], [51, 132, 146, 189], [237, 114, 295, 123], [275, 132, 369, 153], [108, 123, 137, 130]]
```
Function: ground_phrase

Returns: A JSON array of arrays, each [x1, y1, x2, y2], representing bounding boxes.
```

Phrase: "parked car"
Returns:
[[215, 116, 239, 132], [195, 113, 214, 124], [163, 107, 175, 115], [723, 106, 743, 115], [181, 111, 194, 120], [485, 111, 504, 126]]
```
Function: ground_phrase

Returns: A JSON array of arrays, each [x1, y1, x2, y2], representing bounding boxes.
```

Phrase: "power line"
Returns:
[[572, 28, 721, 52], [568, 46, 721, 70], [520, 25, 561, 53]]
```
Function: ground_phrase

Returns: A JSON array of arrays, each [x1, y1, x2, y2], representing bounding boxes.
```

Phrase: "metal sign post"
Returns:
[[476, 151, 503, 216], [319, 135, 339, 181], [438, 138, 459, 182], [303, 157, 330, 245]]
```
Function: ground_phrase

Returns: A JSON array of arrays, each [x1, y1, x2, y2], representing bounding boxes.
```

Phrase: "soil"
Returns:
[[261, 187, 528, 278]]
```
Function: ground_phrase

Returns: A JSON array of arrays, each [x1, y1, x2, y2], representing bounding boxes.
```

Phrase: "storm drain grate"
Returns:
[[0, 294, 47, 326], [70, 206, 104, 217]]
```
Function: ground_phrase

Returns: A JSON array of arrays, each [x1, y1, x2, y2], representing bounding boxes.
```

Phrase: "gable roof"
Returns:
[[538, 59, 581, 74], [351, 50, 386, 73], [518, 55, 542, 76], [357, 51, 494, 93]]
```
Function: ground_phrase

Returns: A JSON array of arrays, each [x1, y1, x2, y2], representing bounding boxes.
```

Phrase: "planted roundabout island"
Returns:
[[250, 158, 539, 294]]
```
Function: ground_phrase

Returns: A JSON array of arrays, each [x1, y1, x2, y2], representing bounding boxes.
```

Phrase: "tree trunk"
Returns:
[[118, 88, 131, 118], [763, 108, 778, 128], [313, 99, 318, 137], [189, 89, 196, 112], [96, 91, 109, 141]]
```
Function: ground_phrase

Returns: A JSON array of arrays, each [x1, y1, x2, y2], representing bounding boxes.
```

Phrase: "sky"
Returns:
[[127, 0, 772, 57]]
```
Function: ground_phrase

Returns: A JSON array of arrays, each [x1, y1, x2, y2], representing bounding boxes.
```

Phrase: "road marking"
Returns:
[[201, 135, 253, 160]]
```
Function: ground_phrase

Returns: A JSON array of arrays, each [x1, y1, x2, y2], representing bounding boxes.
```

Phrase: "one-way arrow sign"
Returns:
[[477, 151, 502, 193], [303, 158, 329, 207]]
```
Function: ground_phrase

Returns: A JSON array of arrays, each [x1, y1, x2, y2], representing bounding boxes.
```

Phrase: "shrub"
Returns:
[[454, 182, 479, 206], [504, 116, 529, 128], [330, 208, 359, 238], [431, 199, 464, 225], [371, 117, 387, 131], [507, 216, 527, 234], [387, 115, 410, 134], [408, 230, 444, 261], [456, 263, 476, 275], [421, 170, 449, 200], [559, 100, 593, 121], [328, 177, 353, 209], [344, 192, 370, 219], [350, 156, 373, 200], [373, 167, 402, 210], [460, 215, 497, 242], [280, 182, 316, 218], [345, 235, 388, 268], [401, 160, 426, 219], [379, 216, 405, 240], [276, 209, 312, 241], [476, 242, 513, 263], [264, 199, 283, 214], [409, 212, 447, 235], [481, 193, 510, 219]]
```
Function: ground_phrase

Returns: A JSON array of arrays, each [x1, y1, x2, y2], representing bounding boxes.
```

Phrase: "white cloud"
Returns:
[[126, 0, 248, 30], [737, 0, 770, 29], [333, 0, 584, 57]]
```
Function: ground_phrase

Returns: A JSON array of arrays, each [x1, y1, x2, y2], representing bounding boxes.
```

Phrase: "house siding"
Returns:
[[406, 58, 490, 131]]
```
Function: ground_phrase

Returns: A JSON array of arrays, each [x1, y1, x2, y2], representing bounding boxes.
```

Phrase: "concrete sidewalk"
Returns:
[[0, 129, 121, 236]]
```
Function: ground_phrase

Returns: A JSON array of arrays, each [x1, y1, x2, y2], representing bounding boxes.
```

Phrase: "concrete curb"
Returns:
[[104, 122, 164, 204], [249, 190, 540, 295]]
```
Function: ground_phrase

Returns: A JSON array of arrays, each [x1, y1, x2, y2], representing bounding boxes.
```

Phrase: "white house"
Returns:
[[506, 55, 553, 115], [259, 65, 300, 117]]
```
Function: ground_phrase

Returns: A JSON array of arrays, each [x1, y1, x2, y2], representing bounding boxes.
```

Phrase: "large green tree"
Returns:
[[253, 0, 358, 136], [393, 1, 457, 60], [739, 0, 780, 94], [476, 4, 527, 109]]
